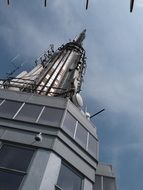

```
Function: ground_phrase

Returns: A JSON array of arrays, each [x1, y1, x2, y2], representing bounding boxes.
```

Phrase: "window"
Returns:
[[62, 112, 77, 137], [93, 175, 116, 190], [0, 100, 22, 118], [0, 144, 34, 171], [57, 163, 82, 190], [38, 106, 63, 126], [93, 175, 102, 190], [0, 144, 35, 190], [15, 103, 43, 122], [103, 177, 116, 190], [88, 134, 98, 158], [0, 170, 24, 190], [75, 123, 87, 149]]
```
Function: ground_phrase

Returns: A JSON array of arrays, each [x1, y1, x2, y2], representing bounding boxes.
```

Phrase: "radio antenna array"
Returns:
[[5, 0, 135, 12], [6, 0, 90, 10]]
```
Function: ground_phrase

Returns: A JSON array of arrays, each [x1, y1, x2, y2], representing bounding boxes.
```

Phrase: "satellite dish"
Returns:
[[85, 112, 90, 120], [72, 93, 83, 107]]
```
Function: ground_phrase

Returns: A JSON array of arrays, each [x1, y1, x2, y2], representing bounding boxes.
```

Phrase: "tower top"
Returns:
[[74, 29, 86, 45], [0, 31, 87, 108]]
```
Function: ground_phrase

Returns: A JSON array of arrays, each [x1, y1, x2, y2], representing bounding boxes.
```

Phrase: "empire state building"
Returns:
[[0, 30, 116, 190]]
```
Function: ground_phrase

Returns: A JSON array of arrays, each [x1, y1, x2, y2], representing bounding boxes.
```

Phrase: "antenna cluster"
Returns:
[[6, 0, 89, 9], [5, 0, 134, 12]]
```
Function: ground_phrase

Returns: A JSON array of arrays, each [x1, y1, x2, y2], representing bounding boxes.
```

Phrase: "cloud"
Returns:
[[137, 0, 143, 7], [1, 1, 143, 190]]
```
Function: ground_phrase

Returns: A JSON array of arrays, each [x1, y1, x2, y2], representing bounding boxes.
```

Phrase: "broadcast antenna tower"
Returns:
[[0, 31, 116, 190]]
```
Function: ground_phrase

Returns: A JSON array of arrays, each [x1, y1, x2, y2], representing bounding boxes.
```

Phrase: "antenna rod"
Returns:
[[86, 0, 89, 9], [75, 29, 86, 45], [90, 109, 105, 119], [7, 0, 10, 5], [44, 0, 47, 7], [130, 0, 134, 12]]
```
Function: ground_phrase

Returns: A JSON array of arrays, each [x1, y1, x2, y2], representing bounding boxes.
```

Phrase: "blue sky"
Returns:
[[0, 0, 143, 189]]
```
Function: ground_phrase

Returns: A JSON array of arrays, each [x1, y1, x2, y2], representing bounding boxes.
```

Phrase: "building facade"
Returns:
[[0, 31, 116, 190]]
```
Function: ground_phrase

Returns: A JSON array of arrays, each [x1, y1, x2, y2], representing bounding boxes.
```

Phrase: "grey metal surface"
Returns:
[[0, 89, 99, 182], [53, 137, 96, 182], [21, 150, 61, 190], [83, 178, 93, 190], [39, 152, 61, 190], [21, 150, 50, 190], [0, 89, 67, 108], [95, 163, 116, 178]]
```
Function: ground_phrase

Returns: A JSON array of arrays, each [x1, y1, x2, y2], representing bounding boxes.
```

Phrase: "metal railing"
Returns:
[[0, 78, 72, 98]]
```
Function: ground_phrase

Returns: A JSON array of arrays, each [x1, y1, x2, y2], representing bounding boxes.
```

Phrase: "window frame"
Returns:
[[62, 111, 98, 159], [37, 105, 64, 126], [14, 102, 44, 123], [0, 99, 23, 119], [56, 162, 83, 190], [62, 111, 77, 138], [75, 122, 88, 149], [0, 99, 5, 106], [0, 143, 35, 190], [55, 161, 84, 190]]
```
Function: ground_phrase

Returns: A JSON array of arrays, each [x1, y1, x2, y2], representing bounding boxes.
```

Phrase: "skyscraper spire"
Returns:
[[74, 29, 86, 45], [0, 31, 87, 107], [0, 30, 117, 190]]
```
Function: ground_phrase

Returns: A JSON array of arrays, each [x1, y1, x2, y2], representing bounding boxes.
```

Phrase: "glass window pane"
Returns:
[[0, 170, 24, 190], [88, 134, 98, 158], [38, 106, 63, 126], [0, 144, 34, 172], [75, 123, 87, 149], [93, 175, 102, 190], [15, 103, 43, 122], [62, 112, 76, 137], [103, 177, 116, 190], [57, 164, 82, 190], [0, 100, 22, 118]]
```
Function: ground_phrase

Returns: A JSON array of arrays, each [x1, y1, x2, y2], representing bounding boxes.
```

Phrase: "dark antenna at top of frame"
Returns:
[[86, 0, 89, 9], [7, 0, 10, 5], [130, 0, 135, 12], [5, 0, 135, 12], [44, 0, 47, 7]]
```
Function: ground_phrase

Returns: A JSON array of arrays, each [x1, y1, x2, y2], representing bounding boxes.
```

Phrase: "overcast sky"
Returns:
[[0, 0, 143, 189]]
